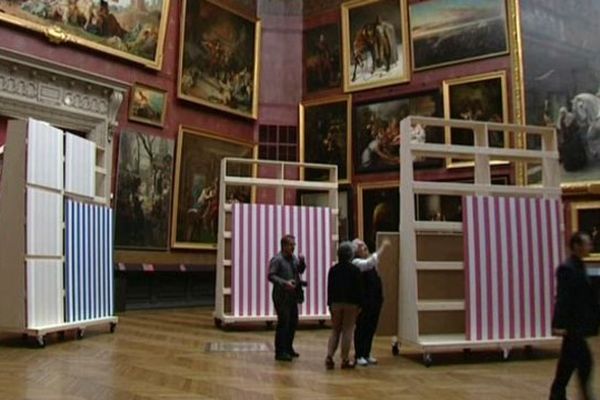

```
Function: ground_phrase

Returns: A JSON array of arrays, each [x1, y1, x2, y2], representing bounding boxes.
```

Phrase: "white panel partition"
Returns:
[[26, 119, 63, 190], [26, 188, 63, 257], [26, 260, 64, 328], [65, 133, 95, 198]]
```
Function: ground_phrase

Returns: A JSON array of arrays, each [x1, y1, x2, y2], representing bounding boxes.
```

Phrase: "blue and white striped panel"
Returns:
[[65, 199, 114, 322]]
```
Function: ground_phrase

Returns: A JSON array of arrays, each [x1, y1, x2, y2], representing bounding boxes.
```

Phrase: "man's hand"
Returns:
[[285, 280, 296, 290], [298, 254, 305, 264], [552, 328, 567, 337]]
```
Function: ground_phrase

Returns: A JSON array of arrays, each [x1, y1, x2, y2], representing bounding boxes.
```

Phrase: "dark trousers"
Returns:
[[550, 334, 594, 400], [274, 299, 298, 356], [354, 302, 382, 359]]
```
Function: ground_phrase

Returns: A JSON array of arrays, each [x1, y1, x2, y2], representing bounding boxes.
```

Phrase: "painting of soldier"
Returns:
[[410, 0, 508, 71], [341, 0, 410, 92], [171, 127, 253, 249], [179, 0, 261, 119], [114, 131, 174, 250], [300, 96, 350, 183], [0, 0, 169, 68], [353, 92, 443, 174], [521, 0, 600, 186], [304, 23, 342, 94]]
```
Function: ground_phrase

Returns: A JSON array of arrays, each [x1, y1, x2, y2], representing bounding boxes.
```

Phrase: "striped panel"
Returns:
[[26, 187, 63, 257], [232, 204, 332, 318], [65, 199, 114, 322], [26, 259, 64, 328], [65, 133, 95, 198], [26, 118, 63, 190], [463, 195, 563, 341]]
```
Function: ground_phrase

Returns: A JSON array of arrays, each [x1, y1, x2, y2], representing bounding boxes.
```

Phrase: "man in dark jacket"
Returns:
[[268, 234, 306, 362], [550, 232, 600, 400]]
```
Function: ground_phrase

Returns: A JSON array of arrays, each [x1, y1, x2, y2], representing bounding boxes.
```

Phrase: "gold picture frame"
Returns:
[[0, 0, 170, 70], [357, 181, 399, 250], [341, 0, 411, 93], [570, 201, 600, 261], [178, 0, 261, 119], [442, 70, 509, 168], [299, 95, 352, 184], [171, 126, 255, 250], [128, 83, 167, 127]]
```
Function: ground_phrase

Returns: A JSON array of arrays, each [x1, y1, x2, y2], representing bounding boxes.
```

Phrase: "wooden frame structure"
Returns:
[[397, 116, 562, 365], [0, 119, 117, 347], [214, 158, 339, 327]]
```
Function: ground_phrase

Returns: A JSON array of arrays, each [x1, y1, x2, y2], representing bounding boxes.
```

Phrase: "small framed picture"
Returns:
[[129, 84, 168, 127], [570, 201, 600, 261]]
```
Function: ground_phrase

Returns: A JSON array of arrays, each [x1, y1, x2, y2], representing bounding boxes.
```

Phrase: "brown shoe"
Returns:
[[325, 356, 334, 370], [341, 359, 355, 369]]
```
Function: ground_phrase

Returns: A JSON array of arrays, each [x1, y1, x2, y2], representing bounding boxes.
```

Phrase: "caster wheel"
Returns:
[[110, 323, 117, 333], [76, 329, 84, 340], [36, 336, 46, 348], [58, 331, 66, 340], [266, 321, 274, 329], [423, 353, 432, 367], [524, 345, 534, 358], [392, 343, 400, 356], [214, 318, 222, 329], [318, 320, 326, 327], [501, 348, 510, 361]]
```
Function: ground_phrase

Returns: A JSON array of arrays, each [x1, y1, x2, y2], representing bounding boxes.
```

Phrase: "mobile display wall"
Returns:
[[214, 158, 339, 327], [0, 119, 117, 347], [397, 116, 562, 366]]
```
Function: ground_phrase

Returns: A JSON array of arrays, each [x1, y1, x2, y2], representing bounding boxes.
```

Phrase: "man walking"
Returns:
[[268, 234, 306, 361], [550, 232, 600, 400]]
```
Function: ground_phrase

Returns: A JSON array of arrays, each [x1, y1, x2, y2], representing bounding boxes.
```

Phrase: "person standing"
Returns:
[[549, 232, 600, 400], [352, 238, 391, 366], [268, 234, 306, 362], [325, 242, 363, 370]]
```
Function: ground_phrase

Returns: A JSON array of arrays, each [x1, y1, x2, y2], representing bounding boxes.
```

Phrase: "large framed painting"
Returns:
[[178, 0, 261, 119], [171, 127, 254, 250], [410, 0, 509, 71], [114, 131, 174, 250], [300, 95, 351, 183], [353, 91, 443, 174], [341, 0, 410, 92], [0, 0, 170, 69], [443, 71, 508, 167], [304, 23, 342, 94], [128, 83, 167, 127], [570, 201, 600, 261], [521, 0, 600, 191], [299, 188, 353, 241], [357, 182, 399, 251]]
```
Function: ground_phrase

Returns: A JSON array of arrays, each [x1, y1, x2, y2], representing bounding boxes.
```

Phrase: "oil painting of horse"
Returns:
[[341, 0, 410, 92]]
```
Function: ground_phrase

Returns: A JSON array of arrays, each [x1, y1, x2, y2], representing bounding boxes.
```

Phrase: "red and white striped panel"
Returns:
[[463, 196, 564, 341], [231, 203, 332, 318]]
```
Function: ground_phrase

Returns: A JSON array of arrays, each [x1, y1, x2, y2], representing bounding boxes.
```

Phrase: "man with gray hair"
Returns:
[[352, 237, 390, 366]]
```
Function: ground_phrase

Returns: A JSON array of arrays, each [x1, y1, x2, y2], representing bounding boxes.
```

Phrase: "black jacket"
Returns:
[[552, 255, 600, 337], [327, 261, 363, 307], [269, 253, 306, 305]]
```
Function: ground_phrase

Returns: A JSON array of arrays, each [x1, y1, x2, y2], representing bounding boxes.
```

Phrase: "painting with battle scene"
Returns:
[[171, 127, 254, 250], [304, 23, 342, 94], [353, 91, 444, 174], [0, 0, 170, 68], [179, 0, 260, 119], [521, 0, 600, 188], [114, 131, 174, 250], [341, 0, 410, 92], [410, 0, 508, 71]]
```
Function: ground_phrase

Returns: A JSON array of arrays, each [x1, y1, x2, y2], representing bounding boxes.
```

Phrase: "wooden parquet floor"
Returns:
[[0, 308, 598, 400]]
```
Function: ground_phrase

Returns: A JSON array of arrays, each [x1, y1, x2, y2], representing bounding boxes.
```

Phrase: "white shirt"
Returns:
[[352, 252, 379, 272]]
